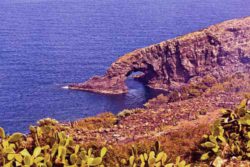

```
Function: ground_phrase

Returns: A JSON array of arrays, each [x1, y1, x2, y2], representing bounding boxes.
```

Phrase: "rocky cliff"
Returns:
[[69, 16, 250, 94]]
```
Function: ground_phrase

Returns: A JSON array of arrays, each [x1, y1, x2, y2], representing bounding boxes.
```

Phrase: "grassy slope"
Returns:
[[61, 73, 250, 165]]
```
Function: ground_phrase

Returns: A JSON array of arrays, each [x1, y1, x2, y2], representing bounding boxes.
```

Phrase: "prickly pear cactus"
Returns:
[[0, 118, 108, 167], [200, 99, 250, 163], [119, 142, 190, 167]]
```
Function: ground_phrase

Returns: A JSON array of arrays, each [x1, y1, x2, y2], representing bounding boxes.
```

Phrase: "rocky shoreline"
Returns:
[[61, 16, 250, 166], [69, 16, 250, 94], [65, 73, 250, 166], [1, 16, 250, 167]]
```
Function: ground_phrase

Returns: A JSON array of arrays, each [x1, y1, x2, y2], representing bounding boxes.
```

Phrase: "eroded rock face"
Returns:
[[69, 16, 250, 94]]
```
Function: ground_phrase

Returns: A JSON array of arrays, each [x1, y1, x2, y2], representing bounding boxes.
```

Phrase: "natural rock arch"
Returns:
[[69, 16, 250, 94], [125, 63, 158, 84]]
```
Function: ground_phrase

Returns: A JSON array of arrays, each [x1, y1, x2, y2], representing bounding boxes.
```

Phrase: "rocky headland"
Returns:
[[1, 17, 249, 167], [62, 16, 250, 166], [69, 16, 250, 94]]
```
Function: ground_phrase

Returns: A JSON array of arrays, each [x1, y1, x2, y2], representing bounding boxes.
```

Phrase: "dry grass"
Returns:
[[59, 72, 250, 166], [72, 112, 118, 130]]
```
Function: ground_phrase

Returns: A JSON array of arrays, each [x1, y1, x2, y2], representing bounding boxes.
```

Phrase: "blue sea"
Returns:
[[0, 0, 250, 133]]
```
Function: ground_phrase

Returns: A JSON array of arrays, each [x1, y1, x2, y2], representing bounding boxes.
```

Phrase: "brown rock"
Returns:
[[69, 16, 250, 94]]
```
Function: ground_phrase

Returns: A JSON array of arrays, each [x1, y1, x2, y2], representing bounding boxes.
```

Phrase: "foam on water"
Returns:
[[62, 86, 69, 90]]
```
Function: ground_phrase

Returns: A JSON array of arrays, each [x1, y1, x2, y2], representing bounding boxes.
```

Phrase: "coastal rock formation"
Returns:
[[69, 16, 250, 94]]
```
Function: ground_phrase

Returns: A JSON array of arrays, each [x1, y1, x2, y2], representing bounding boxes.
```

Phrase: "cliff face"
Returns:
[[69, 16, 250, 94]]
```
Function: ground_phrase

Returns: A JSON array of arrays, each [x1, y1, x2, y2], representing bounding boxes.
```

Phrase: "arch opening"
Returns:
[[125, 63, 158, 86]]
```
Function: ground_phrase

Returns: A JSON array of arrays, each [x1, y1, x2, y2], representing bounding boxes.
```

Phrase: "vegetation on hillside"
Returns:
[[0, 98, 250, 166], [0, 118, 107, 167], [198, 98, 250, 166]]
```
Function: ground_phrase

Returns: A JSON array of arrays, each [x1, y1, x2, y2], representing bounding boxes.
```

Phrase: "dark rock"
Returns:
[[69, 16, 250, 94]]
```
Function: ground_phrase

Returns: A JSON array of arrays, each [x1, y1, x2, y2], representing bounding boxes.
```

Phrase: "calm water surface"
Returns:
[[0, 0, 250, 133]]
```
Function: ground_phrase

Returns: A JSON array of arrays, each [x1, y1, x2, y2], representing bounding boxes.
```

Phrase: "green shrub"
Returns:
[[199, 99, 250, 162], [0, 118, 107, 167], [119, 142, 190, 167]]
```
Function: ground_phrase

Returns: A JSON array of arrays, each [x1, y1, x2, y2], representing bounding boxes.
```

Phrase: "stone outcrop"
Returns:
[[69, 16, 250, 94]]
